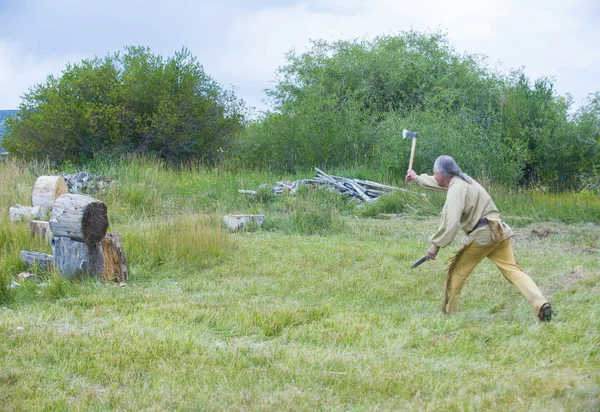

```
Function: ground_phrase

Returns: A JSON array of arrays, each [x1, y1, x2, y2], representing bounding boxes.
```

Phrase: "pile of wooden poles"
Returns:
[[240, 167, 406, 202]]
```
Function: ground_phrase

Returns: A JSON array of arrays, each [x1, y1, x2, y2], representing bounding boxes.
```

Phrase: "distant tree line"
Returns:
[[3, 34, 599, 189], [237, 31, 599, 188]]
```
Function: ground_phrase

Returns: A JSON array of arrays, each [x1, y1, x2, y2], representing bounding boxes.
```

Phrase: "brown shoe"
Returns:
[[538, 302, 552, 322]]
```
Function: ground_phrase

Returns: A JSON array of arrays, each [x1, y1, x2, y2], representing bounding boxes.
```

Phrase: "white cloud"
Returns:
[[0, 42, 85, 109], [219, 0, 600, 112], [0, 0, 598, 112]]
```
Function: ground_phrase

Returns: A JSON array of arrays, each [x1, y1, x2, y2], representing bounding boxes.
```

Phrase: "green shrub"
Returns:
[[357, 190, 445, 218], [4, 47, 246, 164]]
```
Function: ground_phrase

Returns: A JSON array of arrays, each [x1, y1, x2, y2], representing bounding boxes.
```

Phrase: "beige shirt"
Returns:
[[415, 174, 513, 247]]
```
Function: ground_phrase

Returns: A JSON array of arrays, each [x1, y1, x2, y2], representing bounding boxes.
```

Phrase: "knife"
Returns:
[[410, 256, 428, 269]]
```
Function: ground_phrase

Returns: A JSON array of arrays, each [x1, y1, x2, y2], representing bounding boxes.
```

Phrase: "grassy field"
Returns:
[[1, 158, 599, 410]]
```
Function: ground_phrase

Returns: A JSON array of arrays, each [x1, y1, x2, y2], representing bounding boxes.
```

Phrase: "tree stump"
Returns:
[[32, 175, 68, 217], [50, 233, 127, 280], [49, 194, 109, 245], [101, 232, 128, 282], [51, 236, 103, 277], [30, 220, 51, 241], [19, 251, 54, 272]]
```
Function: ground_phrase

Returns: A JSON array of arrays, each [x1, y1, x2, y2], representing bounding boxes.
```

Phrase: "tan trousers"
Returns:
[[443, 238, 548, 316]]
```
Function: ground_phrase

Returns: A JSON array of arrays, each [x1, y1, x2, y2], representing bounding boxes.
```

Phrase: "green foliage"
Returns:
[[495, 188, 600, 224], [262, 185, 351, 235], [0, 270, 16, 305], [237, 30, 511, 178], [573, 92, 600, 190], [499, 72, 579, 187], [236, 30, 599, 189], [3, 46, 246, 164], [291, 204, 345, 235], [42, 274, 78, 301], [356, 190, 444, 218]]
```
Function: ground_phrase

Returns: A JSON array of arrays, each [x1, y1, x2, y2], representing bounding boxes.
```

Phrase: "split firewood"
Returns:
[[100, 232, 128, 282], [30, 220, 51, 242], [19, 251, 54, 272]]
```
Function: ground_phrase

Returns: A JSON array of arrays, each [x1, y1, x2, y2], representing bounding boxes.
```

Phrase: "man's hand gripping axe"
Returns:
[[403, 129, 418, 171]]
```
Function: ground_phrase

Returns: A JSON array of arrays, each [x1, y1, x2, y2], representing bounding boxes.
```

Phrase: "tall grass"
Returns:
[[0, 157, 599, 410], [0, 158, 38, 213], [495, 189, 600, 224], [122, 213, 235, 270], [0, 160, 54, 303]]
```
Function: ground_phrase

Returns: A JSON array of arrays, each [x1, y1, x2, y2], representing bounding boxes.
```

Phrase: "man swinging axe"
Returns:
[[404, 150, 552, 322]]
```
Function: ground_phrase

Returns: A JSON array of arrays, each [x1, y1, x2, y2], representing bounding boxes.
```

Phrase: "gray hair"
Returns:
[[434, 155, 474, 183]]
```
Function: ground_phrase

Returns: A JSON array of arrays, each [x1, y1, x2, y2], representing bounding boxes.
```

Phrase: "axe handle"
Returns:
[[408, 138, 417, 171]]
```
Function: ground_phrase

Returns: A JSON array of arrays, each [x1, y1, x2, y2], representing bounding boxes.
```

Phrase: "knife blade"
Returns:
[[410, 256, 428, 269]]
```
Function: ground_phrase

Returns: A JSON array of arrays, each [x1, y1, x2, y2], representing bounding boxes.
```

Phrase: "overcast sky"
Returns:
[[1, 0, 599, 114]]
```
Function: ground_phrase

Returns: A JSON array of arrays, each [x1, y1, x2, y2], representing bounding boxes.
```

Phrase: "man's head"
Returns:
[[433, 155, 473, 186], [433, 166, 452, 187]]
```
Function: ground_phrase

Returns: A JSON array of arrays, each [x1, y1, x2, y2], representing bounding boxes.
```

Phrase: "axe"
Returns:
[[403, 129, 418, 171]]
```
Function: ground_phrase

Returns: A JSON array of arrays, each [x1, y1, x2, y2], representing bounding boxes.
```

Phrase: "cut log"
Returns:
[[30, 220, 51, 241], [100, 232, 128, 282], [32, 175, 68, 217], [49, 194, 109, 245], [51, 236, 103, 277], [20, 251, 54, 271]]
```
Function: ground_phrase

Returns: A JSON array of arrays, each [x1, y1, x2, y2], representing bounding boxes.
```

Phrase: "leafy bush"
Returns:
[[3, 47, 247, 164], [236, 30, 599, 189]]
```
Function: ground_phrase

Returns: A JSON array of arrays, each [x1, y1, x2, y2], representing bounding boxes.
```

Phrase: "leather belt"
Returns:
[[468, 217, 488, 234]]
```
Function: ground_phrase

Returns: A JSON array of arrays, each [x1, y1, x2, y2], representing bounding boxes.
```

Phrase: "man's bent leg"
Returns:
[[443, 242, 493, 314], [487, 239, 549, 315]]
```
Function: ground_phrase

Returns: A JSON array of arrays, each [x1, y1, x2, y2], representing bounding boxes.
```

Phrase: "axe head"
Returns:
[[402, 129, 418, 139]]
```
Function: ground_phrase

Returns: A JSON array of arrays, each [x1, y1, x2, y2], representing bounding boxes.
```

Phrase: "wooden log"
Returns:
[[49, 194, 109, 245], [338, 177, 372, 202], [100, 232, 128, 282], [51, 236, 103, 277], [32, 176, 68, 217], [9, 205, 40, 222], [30, 220, 51, 241], [314, 168, 349, 192], [19, 251, 54, 271]]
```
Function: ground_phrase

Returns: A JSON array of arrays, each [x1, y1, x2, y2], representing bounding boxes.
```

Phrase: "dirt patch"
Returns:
[[530, 228, 559, 238], [510, 223, 569, 243], [544, 269, 596, 297]]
